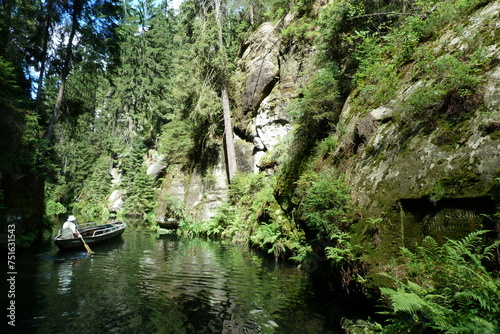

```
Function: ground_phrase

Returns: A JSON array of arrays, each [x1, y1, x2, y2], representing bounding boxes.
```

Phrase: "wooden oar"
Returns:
[[79, 235, 95, 255]]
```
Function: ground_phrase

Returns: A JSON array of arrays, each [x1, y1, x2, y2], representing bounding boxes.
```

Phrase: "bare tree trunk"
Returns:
[[222, 82, 237, 180], [215, 0, 237, 181], [250, 4, 254, 26], [35, 0, 54, 116], [44, 4, 78, 145]]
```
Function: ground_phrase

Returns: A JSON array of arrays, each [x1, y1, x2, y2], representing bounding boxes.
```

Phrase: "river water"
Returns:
[[3, 224, 349, 334]]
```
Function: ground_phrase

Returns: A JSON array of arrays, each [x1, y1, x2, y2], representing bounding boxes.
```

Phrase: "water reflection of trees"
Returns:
[[135, 236, 315, 333], [19, 227, 333, 333]]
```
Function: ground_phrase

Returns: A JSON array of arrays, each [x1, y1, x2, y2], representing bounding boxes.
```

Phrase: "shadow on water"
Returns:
[[2, 224, 349, 334]]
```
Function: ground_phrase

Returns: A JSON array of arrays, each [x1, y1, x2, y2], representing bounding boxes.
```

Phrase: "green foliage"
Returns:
[[342, 318, 383, 334], [0, 56, 22, 105], [107, 1, 176, 143], [281, 15, 318, 45], [72, 156, 115, 223], [403, 52, 483, 116], [178, 172, 307, 261], [325, 231, 361, 264], [267, 0, 315, 20], [45, 200, 67, 216], [121, 140, 158, 222], [380, 231, 500, 333], [317, 0, 494, 116], [314, 136, 338, 159], [276, 65, 344, 203], [298, 168, 351, 238], [292, 65, 343, 130], [158, 119, 194, 164]]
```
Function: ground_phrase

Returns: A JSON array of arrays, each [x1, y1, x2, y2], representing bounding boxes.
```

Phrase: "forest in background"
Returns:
[[1, 0, 500, 332]]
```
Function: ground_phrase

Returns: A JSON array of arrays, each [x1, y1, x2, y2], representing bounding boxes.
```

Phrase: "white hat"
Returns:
[[68, 215, 76, 222]]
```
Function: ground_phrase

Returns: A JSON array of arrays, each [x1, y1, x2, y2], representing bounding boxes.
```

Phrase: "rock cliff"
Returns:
[[332, 1, 500, 244], [156, 1, 499, 235], [230, 14, 317, 173], [154, 14, 318, 224]]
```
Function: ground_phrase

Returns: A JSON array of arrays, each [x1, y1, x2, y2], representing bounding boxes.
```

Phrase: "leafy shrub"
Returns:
[[298, 168, 351, 238], [182, 172, 307, 261], [314, 136, 338, 159], [323, 0, 493, 114], [380, 231, 500, 333], [291, 65, 343, 130], [158, 120, 194, 164], [45, 200, 67, 216]]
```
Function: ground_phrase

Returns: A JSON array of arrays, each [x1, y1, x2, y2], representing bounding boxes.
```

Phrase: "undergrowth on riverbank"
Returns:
[[178, 172, 308, 261], [342, 230, 500, 333]]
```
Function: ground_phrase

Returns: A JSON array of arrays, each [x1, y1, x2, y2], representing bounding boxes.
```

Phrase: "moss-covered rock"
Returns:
[[325, 1, 500, 266]]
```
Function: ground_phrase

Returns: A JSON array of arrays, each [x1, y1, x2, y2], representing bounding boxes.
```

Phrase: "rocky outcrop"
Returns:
[[232, 22, 281, 137], [108, 189, 126, 213], [332, 1, 500, 241], [155, 156, 228, 224], [232, 17, 316, 171]]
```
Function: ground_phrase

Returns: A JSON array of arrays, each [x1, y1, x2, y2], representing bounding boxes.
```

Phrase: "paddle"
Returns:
[[79, 235, 95, 255]]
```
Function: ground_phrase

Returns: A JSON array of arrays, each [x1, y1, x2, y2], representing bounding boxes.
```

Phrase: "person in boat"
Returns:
[[61, 215, 82, 239]]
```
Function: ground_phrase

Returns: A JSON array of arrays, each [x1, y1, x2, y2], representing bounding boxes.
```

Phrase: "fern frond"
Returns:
[[400, 246, 415, 260], [456, 290, 500, 313], [446, 230, 488, 254], [449, 316, 498, 334], [482, 239, 500, 261], [420, 236, 440, 258], [380, 230, 500, 333], [380, 287, 426, 314]]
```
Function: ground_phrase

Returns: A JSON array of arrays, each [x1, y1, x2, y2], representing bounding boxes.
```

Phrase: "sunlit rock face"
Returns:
[[155, 153, 228, 225], [232, 16, 317, 171], [330, 1, 500, 240], [108, 189, 126, 213], [232, 22, 281, 138]]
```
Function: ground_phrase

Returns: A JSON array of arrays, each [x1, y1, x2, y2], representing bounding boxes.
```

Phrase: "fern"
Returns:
[[380, 287, 426, 314], [379, 231, 500, 333]]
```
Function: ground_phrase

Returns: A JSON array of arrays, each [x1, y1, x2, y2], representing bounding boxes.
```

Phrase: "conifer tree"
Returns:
[[44, 0, 121, 145]]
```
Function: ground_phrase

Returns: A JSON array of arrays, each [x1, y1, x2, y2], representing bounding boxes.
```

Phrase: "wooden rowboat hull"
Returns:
[[54, 222, 126, 251]]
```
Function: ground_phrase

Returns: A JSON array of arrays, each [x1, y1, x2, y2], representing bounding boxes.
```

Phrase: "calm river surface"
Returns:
[[3, 224, 350, 333]]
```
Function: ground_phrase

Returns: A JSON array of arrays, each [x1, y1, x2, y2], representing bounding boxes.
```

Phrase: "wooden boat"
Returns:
[[54, 221, 126, 251]]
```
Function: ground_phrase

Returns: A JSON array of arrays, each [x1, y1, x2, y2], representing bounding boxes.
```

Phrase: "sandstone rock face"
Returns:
[[146, 163, 166, 177], [108, 189, 126, 213], [332, 1, 500, 237], [255, 89, 293, 153], [232, 22, 281, 136], [155, 154, 228, 224], [232, 19, 316, 171]]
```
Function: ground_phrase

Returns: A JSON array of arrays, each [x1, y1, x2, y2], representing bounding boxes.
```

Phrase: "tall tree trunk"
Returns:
[[221, 81, 237, 180], [35, 0, 54, 115], [250, 4, 254, 25], [214, 0, 237, 181], [44, 4, 78, 144]]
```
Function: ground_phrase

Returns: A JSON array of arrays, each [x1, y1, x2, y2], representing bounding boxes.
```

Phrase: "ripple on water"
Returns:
[[7, 227, 341, 334]]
